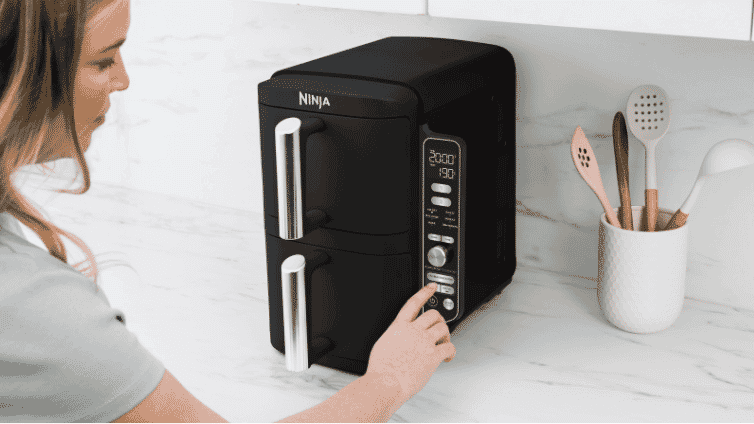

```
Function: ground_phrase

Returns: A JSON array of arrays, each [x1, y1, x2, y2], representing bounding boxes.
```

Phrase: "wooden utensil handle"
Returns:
[[618, 204, 633, 231], [645, 189, 658, 232], [664, 209, 688, 231], [601, 196, 621, 229]]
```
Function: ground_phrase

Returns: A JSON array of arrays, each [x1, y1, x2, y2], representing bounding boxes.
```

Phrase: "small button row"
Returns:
[[427, 296, 455, 311], [427, 234, 454, 244]]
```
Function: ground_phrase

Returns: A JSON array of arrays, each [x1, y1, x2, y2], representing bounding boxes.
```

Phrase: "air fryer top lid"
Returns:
[[269, 36, 513, 115]]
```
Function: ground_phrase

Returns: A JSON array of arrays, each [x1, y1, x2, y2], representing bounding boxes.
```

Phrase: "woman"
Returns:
[[0, 0, 456, 422]]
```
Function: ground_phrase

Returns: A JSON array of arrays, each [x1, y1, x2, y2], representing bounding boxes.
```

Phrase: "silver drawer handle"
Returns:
[[275, 117, 324, 240], [280, 251, 331, 372], [281, 254, 308, 372]]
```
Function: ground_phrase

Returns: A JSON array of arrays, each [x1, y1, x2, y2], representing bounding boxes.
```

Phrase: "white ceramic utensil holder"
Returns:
[[597, 205, 689, 334]]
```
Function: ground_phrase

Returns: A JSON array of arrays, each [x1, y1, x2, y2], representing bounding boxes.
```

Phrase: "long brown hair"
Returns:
[[0, 0, 117, 291]]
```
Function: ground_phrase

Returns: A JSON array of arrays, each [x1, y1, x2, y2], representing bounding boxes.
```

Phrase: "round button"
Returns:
[[443, 298, 454, 310], [428, 296, 438, 307]]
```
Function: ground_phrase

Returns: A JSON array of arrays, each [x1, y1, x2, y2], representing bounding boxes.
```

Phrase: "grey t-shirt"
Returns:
[[0, 212, 165, 422]]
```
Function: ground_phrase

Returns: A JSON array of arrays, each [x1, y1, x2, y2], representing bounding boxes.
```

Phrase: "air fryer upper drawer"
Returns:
[[259, 104, 418, 236], [266, 37, 514, 117]]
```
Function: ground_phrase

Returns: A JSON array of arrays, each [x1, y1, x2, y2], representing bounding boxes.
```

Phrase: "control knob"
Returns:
[[427, 245, 449, 267]]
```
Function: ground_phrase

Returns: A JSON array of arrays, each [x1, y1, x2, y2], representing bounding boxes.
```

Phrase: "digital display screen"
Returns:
[[428, 149, 456, 179]]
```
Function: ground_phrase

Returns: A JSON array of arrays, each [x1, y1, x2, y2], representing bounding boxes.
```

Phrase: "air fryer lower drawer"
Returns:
[[265, 234, 415, 376]]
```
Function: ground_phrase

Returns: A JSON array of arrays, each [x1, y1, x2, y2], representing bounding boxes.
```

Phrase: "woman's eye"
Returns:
[[97, 59, 116, 71]]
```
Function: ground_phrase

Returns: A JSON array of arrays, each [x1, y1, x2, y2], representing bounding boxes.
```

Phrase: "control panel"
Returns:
[[421, 125, 466, 322]]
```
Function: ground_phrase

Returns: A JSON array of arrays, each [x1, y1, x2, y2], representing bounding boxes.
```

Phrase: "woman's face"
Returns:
[[38, 0, 130, 163]]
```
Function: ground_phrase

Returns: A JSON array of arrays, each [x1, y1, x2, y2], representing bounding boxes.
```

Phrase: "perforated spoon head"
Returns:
[[571, 126, 602, 188], [571, 126, 621, 228], [626, 84, 670, 148]]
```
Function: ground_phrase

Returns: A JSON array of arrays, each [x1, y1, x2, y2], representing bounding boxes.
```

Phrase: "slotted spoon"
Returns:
[[626, 84, 671, 232], [572, 126, 621, 228]]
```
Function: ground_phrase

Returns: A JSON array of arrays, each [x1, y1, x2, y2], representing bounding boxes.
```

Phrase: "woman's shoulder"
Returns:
[[0, 210, 22, 233], [0, 212, 93, 301]]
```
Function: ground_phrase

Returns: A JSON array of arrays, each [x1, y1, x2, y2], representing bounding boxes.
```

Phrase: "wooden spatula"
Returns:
[[612, 112, 633, 230]]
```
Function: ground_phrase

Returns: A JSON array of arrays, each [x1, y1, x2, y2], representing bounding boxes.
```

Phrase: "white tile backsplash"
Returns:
[[28, 0, 754, 309]]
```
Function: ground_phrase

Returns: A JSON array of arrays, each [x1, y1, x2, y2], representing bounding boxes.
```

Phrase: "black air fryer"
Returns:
[[258, 36, 516, 376]]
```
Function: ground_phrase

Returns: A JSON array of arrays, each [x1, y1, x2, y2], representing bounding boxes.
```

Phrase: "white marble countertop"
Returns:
[[12, 169, 754, 422]]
